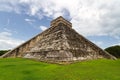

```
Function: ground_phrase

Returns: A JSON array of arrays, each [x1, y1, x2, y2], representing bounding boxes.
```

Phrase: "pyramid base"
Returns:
[[22, 51, 110, 64]]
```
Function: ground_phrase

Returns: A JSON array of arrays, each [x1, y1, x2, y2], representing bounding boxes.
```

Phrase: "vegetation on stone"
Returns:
[[0, 58, 120, 80]]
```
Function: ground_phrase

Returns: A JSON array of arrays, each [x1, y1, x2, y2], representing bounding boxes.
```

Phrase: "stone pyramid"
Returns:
[[1, 16, 116, 62]]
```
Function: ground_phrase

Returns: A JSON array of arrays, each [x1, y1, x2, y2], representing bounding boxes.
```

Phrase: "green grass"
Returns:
[[0, 58, 120, 80]]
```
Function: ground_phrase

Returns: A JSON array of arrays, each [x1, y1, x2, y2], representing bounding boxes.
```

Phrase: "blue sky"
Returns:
[[0, 0, 120, 50]]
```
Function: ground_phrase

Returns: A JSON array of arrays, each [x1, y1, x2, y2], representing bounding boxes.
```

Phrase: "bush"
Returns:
[[105, 45, 120, 58]]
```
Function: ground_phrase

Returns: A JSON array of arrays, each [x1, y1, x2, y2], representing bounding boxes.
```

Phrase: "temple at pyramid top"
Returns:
[[50, 16, 72, 28]]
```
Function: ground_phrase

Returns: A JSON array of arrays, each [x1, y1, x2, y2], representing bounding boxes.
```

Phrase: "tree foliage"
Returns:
[[105, 45, 120, 58], [0, 50, 10, 56]]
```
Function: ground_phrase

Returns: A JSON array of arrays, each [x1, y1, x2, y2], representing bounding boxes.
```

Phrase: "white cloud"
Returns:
[[0, 0, 120, 38], [24, 18, 35, 25], [92, 41, 103, 47], [0, 32, 24, 50], [39, 26, 48, 31], [0, 0, 22, 13], [110, 42, 120, 47], [24, 18, 38, 29], [25, 18, 35, 22]]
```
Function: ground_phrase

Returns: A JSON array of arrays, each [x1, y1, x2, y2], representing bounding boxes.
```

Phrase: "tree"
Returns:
[[0, 50, 10, 56], [105, 45, 120, 58]]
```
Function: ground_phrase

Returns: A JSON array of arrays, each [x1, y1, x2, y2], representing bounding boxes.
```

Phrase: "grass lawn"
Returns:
[[0, 58, 120, 80]]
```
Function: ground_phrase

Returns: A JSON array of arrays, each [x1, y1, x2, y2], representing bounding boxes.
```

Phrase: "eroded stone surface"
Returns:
[[1, 16, 116, 62]]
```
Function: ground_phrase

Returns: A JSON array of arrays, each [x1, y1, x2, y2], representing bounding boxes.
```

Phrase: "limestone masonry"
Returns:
[[1, 16, 116, 62]]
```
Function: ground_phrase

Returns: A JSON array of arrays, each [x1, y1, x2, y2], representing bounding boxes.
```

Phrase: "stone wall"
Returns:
[[1, 16, 116, 62]]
